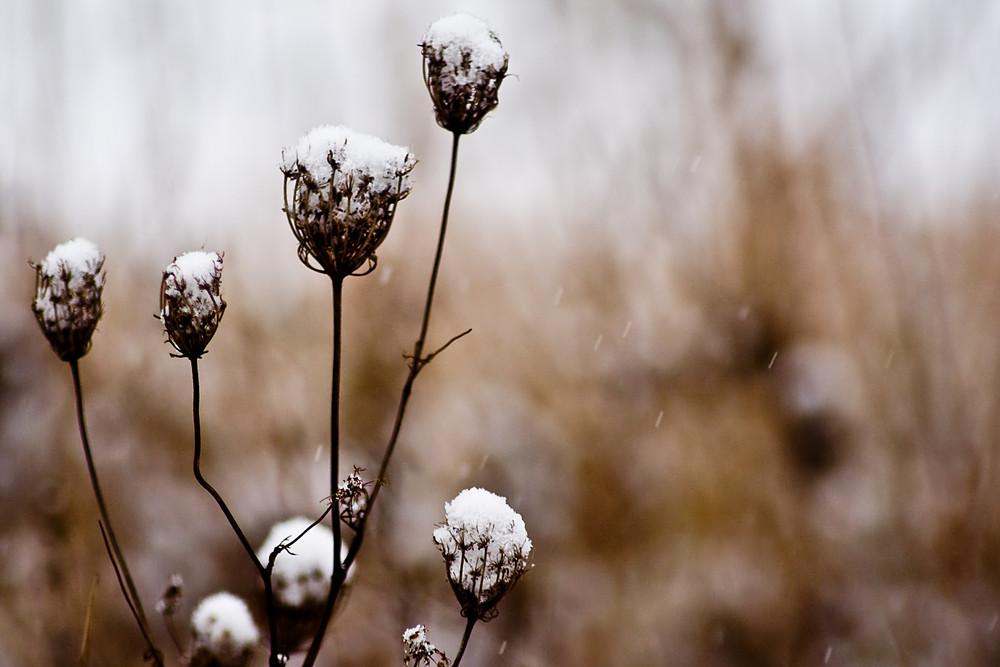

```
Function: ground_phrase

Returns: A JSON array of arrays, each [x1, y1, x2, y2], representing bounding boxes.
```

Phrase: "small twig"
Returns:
[[76, 574, 99, 667]]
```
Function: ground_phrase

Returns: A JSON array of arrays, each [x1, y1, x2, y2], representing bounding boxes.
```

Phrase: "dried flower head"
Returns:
[[31, 238, 105, 361], [421, 14, 509, 134], [160, 251, 226, 359], [402, 624, 451, 667], [281, 125, 416, 277], [188, 592, 259, 667], [432, 488, 532, 621]]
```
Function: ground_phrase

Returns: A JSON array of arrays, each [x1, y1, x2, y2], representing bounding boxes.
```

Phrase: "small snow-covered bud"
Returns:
[[432, 487, 532, 621], [281, 125, 416, 277], [402, 624, 451, 667], [156, 573, 184, 617], [257, 516, 352, 654], [31, 238, 105, 361], [160, 251, 226, 359], [188, 592, 259, 667], [420, 14, 509, 135]]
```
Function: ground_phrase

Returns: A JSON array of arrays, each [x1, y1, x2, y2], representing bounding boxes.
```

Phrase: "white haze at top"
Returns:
[[1, 0, 997, 284]]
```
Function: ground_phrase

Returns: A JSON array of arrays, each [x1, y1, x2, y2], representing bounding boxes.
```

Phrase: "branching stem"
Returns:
[[188, 357, 280, 665]]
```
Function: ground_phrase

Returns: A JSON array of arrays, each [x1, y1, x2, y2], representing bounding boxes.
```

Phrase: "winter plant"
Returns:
[[29, 13, 530, 667]]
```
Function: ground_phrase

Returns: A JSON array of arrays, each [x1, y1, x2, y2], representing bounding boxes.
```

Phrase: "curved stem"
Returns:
[[188, 358, 279, 663], [346, 132, 463, 571], [70, 360, 163, 666], [451, 616, 478, 667], [301, 275, 346, 667]]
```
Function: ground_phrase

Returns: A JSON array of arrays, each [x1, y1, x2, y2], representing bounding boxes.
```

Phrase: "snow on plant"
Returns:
[[420, 13, 509, 135], [188, 592, 259, 667], [30, 14, 522, 667], [281, 125, 416, 277], [31, 237, 105, 362], [160, 251, 226, 359], [433, 488, 532, 621], [402, 624, 451, 667], [257, 516, 352, 609]]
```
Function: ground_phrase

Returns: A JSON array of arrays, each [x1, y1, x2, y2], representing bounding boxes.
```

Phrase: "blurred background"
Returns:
[[3, 0, 1000, 664]]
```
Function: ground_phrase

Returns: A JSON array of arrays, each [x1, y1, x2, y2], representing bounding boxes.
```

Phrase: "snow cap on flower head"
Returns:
[[160, 251, 226, 359], [188, 591, 259, 667], [281, 125, 416, 277], [420, 13, 509, 134], [256, 516, 353, 609], [31, 238, 106, 362], [432, 487, 532, 621]]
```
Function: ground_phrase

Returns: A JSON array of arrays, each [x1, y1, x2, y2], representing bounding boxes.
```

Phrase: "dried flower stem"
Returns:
[[69, 360, 163, 666], [187, 357, 281, 665], [451, 616, 478, 667], [300, 276, 347, 666], [352, 132, 464, 558]]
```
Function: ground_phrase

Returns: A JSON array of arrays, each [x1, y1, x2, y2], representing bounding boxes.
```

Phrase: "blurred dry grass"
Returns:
[[4, 2, 1000, 666]]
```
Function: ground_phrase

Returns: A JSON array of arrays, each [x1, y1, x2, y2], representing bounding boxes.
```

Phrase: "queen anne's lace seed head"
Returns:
[[160, 251, 226, 359], [421, 14, 509, 135], [188, 592, 259, 667], [402, 624, 451, 667], [281, 125, 416, 278], [432, 487, 532, 621], [31, 238, 105, 362]]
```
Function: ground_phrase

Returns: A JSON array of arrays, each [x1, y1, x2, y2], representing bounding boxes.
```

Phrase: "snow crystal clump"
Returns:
[[433, 487, 531, 620], [32, 238, 105, 361], [189, 591, 258, 667]]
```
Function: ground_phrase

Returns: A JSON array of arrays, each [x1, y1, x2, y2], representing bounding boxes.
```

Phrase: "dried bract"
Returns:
[[421, 14, 509, 134], [160, 251, 226, 359], [432, 488, 532, 621], [281, 125, 416, 277], [31, 238, 105, 362]]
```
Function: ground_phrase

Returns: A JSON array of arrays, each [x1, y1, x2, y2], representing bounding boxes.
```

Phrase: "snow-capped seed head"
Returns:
[[281, 125, 416, 278], [188, 592, 259, 667], [159, 251, 226, 359], [31, 238, 105, 362], [420, 13, 509, 134], [256, 516, 352, 610], [432, 487, 532, 621], [402, 624, 451, 667]]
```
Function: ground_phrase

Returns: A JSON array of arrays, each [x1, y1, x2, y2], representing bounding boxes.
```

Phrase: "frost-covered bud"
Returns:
[[31, 238, 105, 362], [188, 592, 259, 667], [402, 624, 451, 667], [420, 14, 509, 135], [432, 488, 532, 621], [281, 125, 416, 277], [159, 251, 226, 359], [257, 516, 352, 653]]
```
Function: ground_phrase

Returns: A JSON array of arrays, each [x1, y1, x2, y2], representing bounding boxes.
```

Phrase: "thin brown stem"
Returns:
[[187, 358, 280, 664], [451, 616, 478, 667], [69, 359, 163, 666], [301, 275, 346, 666], [345, 132, 464, 574]]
